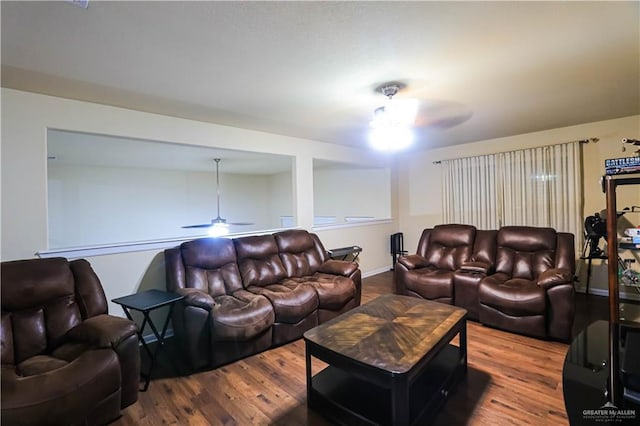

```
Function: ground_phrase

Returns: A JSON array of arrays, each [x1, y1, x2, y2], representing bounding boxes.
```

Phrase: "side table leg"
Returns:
[[141, 304, 176, 391]]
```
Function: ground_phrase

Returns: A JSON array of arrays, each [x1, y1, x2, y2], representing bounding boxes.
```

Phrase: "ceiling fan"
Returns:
[[182, 158, 253, 236], [368, 79, 472, 135]]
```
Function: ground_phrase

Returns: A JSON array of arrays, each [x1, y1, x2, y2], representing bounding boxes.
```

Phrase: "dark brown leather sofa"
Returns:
[[395, 224, 576, 340], [165, 229, 361, 371], [1, 257, 140, 425]]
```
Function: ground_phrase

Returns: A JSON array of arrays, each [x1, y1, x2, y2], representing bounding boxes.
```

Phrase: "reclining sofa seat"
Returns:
[[394, 224, 477, 304], [1, 257, 140, 425], [165, 237, 275, 371], [275, 231, 361, 323], [478, 226, 576, 340], [234, 233, 319, 346], [165, 229, 361, 371]]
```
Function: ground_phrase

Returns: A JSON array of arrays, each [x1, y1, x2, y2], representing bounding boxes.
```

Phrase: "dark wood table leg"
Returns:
[[391, 375, 410, 426], [460, 320, 468, 373], [305, 342, 313, 407]]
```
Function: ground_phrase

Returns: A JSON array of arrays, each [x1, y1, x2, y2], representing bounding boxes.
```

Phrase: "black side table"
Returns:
[[328, 245, 362, 262], [112, 289, 184, 391]]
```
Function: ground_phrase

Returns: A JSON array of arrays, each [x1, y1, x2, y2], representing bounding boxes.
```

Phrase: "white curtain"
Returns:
[[442, 154, 499, 229], [442, 142, 583, 242]]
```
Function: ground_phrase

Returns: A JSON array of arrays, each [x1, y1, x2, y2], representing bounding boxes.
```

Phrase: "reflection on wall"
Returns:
[[313, 162, 391, 225], [46, 130, 294, 249]]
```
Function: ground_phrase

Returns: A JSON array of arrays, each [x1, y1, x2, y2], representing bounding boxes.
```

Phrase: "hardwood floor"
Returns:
[[115, 272, 608, 426]]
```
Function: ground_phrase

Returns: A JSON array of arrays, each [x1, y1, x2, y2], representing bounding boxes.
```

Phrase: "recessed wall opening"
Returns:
[[46, 129, 295, 250]]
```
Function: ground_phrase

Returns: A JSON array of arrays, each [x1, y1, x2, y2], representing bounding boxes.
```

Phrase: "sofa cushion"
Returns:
[[2, 258, 83, 364], [2, 349, 121, 425], [17, 355, 68, 377], [479, 277, 546, 316], [275, 230, 324, 277], [246, 283, 318, 324], [495, 227, 557, 280], [423, 224, 476, 271], [235, 235, 287, 287], [282, 273, 356, 310], [403, 267, 454, 301], [210, 291, 274, 341], [180, 238, 244, 296]]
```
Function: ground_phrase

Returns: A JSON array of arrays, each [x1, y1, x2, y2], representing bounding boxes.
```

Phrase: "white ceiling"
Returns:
[[2, 1, 639, 152]]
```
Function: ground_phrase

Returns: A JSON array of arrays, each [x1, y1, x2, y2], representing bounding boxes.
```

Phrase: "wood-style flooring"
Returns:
[[114, 271, 610, 426]]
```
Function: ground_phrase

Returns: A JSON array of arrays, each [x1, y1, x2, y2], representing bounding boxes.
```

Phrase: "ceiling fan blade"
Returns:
[[228, 222, 254, 226], [414, 99, 473, 130], [181, 223, 216, 229]]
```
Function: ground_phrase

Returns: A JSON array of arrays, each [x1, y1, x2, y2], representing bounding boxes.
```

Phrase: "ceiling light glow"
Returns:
[[208, 222, 230, 237], [368, 84, 418, 151]]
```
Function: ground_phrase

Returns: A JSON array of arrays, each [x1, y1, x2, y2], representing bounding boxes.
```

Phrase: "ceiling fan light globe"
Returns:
[[208, 222, 229, 237], [368, 126, 414, 151]]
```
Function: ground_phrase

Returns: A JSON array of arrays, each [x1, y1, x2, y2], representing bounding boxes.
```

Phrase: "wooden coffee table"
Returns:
[[304, 294, 467, 426]]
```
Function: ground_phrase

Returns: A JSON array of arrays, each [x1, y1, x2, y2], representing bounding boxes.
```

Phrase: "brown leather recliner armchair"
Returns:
[[394, 224, 477, 304], [1, 257, 140, 425], [477, 226, 576, 340]]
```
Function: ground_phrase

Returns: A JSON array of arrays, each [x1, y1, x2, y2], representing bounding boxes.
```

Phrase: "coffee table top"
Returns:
[[304, 294, 467, 374]]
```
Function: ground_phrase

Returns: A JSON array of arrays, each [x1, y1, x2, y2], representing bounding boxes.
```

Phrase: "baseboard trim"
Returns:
[[576, 286, 640, 301], [363, 267, 391, 278]]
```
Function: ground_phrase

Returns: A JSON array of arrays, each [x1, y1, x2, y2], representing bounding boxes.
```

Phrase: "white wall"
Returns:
[[314, 167, 391, 222], [1, 88, 395, 316], [47, 164, 287, 248], [396, 114, 640, 296], [268, 171, 294, 226]]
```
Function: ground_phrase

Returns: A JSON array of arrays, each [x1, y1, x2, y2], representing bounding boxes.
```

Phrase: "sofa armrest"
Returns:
[[175, 288, 215, 311], [67, 314, 138, 349], [459, 261, 493, 275], [397, 254, 429, 270], [318, 259, 358, 277], [537, 268, 573, 289]]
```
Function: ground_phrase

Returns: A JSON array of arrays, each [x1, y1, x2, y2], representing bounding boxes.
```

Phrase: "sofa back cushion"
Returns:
[[178, 238, 244, 297], [495, 226, 557, 280], [1, 258, 84, 364], [274, 230, 325, 278], [421, 224, 476, 271], [472, 229, 498, 265], [234, 235, 287, 287]]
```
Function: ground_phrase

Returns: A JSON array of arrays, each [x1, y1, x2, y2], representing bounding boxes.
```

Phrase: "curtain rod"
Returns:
[[432, 137, 598, 164]]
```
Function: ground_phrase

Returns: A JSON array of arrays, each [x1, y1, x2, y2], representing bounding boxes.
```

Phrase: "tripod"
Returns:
[[577, 234, 607, 294]]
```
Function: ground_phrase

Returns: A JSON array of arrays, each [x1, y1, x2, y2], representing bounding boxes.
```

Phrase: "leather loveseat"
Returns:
[[395, 224, 576, 341], [1, 257, 140, 425], [165, 229, 361, 371]]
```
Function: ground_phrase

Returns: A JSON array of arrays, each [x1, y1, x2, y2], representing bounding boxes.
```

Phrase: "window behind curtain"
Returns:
[[442, 154, 499, 229], [442, 142, 583, 244]]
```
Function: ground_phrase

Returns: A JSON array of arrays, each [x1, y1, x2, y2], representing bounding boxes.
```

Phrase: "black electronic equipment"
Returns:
[[583, 212, 607, 258]]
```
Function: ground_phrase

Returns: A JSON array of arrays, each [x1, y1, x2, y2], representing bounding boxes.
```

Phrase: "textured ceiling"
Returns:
[[2, 1, 639, 152]]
